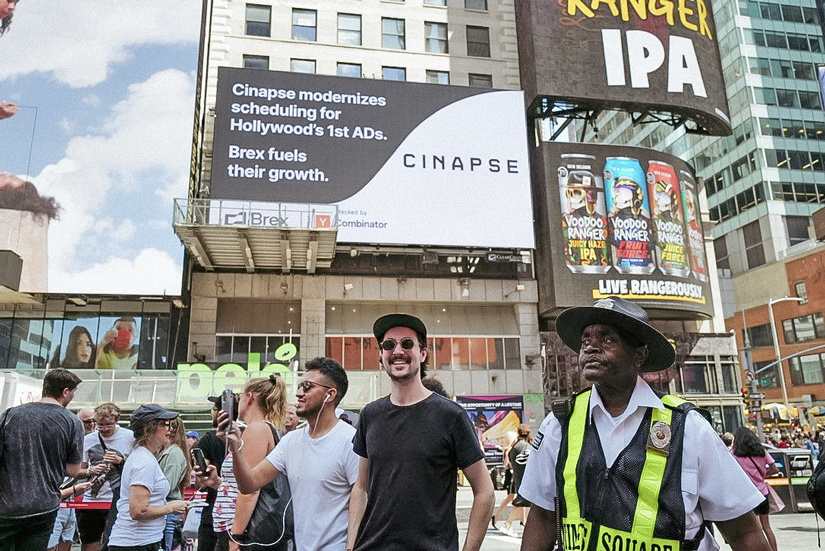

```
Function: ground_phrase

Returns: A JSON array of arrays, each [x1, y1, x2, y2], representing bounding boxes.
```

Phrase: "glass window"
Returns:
[[231, 336, 250, 363], [754, 87, 777, 105], [246, 4, 271, 37], [764, 31, 787, 48], [749, 57, 772, 76], [681, 361, 708, 393], [761, 3, 782, 19], [777, 89, 800, 108], [452, 338, 470, 370], [337, 62, 362, 78], [338, 13, 362, 45], [714, 237, 730, 270], [290, 59, 316, 74], [788, 150, 810, 169], [466, 0, 488, 8], [216, 336, 232, 364], [326, 337, 343, 366], [466, 26, 491, 57], [771, 59, 794, 78], [755, 360, 779, 388], [760, 117, 782, 136], [743, 220, 765, 268], [425, 0, 447, 4], [793, 61, 816, 80], [488, 338, 505, 370], [292, 9, 317, 41], [796, 281, 809, 304], [788, 33, 811, 51], [815, 312, 824, 336], [747, 323, 774, 347], [426, 70, 450, 85], [425, 22, 448, 53], [800, 91, 822, 110], [469, 73, 493, 87], [787, 216, 811, 245], [382, 66, 406, 81], [382, 18, 406, 49], [803, 6, 819, 24], [782, 4, 803, 22], [342, 337, 363, 370], [433, 337, 452, 370], [784, 318, 797, 344], [243, 55, 269, 70], [469, 338, 488, 369], [811, 36, 824, 52]]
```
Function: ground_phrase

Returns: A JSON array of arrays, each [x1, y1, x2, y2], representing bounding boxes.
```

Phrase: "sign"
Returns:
[[456, 395, 524, 464], [751, 392, 766, 399], [209, 68, 534, 249], [514, 0, 731, 134], [537, 142, 713, 318]]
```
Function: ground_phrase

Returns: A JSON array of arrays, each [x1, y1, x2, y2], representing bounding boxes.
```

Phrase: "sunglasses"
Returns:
[[380, 338, 417, 351], [82, 419, 96, 426], [298, 380, 335, 392], [162, 420, 173, 428]]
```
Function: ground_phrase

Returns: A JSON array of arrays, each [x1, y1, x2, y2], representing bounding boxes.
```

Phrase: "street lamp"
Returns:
[[767, 296, 804, 408]]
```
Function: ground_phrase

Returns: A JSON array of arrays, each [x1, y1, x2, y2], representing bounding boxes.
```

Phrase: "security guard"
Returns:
[[519, 297, 770, 551]]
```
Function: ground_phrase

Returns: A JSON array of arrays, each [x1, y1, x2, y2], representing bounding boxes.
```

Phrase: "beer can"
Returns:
[[647, 160, 689, 277], [558, 154, 610, 274], [604, 157, 655, 274], [679, 170, 708, 282]]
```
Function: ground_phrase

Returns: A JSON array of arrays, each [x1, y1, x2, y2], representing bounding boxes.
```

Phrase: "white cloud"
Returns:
[[0, 1, 200, 87], [49, 248, 184, 295], [35, 69, 195, 294]]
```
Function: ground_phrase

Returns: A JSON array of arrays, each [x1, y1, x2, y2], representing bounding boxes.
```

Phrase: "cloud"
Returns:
[[34, 68, 195, 294], [0, 1, 200, 87]]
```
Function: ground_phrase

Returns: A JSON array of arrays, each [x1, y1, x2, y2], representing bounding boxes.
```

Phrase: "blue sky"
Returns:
[[0, 1, 202, 294]]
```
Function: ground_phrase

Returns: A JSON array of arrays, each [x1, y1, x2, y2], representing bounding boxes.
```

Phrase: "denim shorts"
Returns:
[[48, 508, 78, 548]]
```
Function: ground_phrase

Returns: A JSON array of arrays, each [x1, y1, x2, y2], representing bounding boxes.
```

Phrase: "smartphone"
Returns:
[[221, 388, 235, 423], [191, 448, 208, 474]]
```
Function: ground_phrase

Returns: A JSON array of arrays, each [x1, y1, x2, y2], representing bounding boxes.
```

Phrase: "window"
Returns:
[[425, 22, 448, 53], [425, 0, 447, 4], [794, 61, 816, 80], [466, 0, 488, 8], [787, 33, 810, 51], [760, 117, 782, 137], [292, 9, 317, 41], [382, 18, 406, 49], [786, 216, 810, 246], [790, 353, 825, 385], [426, 70, 450, 85], [745, 323, 774, 347], [794, 281, 809, 304], [781, 4, 804, 22], [783, 313, 825, 344], [776, 89, 799, 108], [469, 73, 493, 87], [742, 220, 765, 269], [382, 66, 406, 81], [764, 31, 787, 48], [243, 55, 269, 70], [713, 237, 730, 270], [800, 91, 822, 110], [771, 59, 794, 78], [338, 13, 361, 46], [246, 4, 271, 37], [466, 26, 491, 57], [337, 62, 362, 78], [748, 57, 771, 76], [290, 59, 316, 74], [754, 87, 777, 106]]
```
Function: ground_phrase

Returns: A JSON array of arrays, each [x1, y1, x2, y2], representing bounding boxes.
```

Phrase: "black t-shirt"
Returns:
[[508, 439, 530, 490], [195, 430, 227, 527], [352, 393, 484, 551], [0, 402, 84, 519]]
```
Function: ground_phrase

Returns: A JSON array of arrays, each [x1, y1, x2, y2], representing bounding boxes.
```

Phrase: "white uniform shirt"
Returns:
[[519, 377, 764, 551]]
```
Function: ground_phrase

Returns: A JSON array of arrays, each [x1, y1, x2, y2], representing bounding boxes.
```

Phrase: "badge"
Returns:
[[646, 420, 671, 456]]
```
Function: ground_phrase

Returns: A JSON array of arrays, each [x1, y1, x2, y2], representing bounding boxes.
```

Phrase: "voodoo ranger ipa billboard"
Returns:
[[535, 142, 713, 318], [514, 0, 731, 135], [209, 67, 535, 249]]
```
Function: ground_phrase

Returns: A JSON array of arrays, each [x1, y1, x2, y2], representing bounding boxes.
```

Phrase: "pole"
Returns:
[[741, 309, 764, 441], [767, 297, 803, 409]]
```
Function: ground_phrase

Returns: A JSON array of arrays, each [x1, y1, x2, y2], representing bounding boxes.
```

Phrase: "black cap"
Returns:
[[207, 396, 221, 407], [373, 313, 427, 342], [129, 404, 178, 433], [556, 296, 675, 372]]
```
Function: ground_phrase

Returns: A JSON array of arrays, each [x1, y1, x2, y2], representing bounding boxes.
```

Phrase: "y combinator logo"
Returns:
[[315, 214, 331, 228], [223, 211, 289, 227]]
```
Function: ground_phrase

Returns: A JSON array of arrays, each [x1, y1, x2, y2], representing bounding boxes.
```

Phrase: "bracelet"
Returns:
[[72, 485, 77, 495], [233, 440, 244, 453]]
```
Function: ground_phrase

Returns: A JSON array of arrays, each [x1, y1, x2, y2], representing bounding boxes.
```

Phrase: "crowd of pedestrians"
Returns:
[[0, 301, 788, 551]]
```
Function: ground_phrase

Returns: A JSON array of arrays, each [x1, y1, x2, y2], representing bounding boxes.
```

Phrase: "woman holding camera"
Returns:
[[107, 405, 187, 551]]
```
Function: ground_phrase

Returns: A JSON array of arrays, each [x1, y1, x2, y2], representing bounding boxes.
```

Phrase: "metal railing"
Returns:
[[173, 198, 339, 229]]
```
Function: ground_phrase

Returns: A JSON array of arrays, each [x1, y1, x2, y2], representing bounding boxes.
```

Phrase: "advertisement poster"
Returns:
[[47, 316, 148, 370], [515, 0, 731, 134], [542, 142, 712, 317], [456, 395, 524, 464], [209, 68, 534, 249]]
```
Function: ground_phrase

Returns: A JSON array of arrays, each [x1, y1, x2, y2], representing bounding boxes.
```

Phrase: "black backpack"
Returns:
[[808, 458, 825, 520]]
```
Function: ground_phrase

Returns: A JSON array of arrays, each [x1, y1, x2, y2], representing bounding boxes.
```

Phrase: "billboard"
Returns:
[[456, 395, 524, 464], [514, 0, 731, 135], [210, 68, 534, 249], [538, 142, 712, 317]]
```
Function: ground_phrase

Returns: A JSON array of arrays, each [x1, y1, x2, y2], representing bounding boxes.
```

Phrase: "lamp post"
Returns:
[[740, 309, 764, 441], [767, 296, 804, 408]]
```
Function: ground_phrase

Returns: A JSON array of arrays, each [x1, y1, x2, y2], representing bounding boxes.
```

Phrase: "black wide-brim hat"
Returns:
[[556, 296, 675, 372], [373, 313, 427, 342]]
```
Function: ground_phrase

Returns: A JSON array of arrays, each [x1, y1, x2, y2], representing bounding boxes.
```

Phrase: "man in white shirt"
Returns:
[[519, 296, 771, 551], [221, 357, 359, 551]]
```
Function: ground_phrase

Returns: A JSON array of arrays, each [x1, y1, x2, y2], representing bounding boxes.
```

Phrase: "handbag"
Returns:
[[244, 424, 294, 550], [766, 483, 785, 514], [182, 491, 207, 539]]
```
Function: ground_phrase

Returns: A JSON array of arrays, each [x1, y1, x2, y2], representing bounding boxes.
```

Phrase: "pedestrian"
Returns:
[[159, 417, 192, 551], [346, 313, 494, 551], [731, 426, 781, 551], [212, 357, 359, 551], [519, 296, 771, 551], [283, 405, 299, 434], [0, 368, 85, 551], [78, 407, 96, 434], [185, 430, 200, 451], [107, 404, 187, 551], [499, 424, 532, 537], [193, 397, 227, 551], [491, 431, 517, 530], [76, 403, 134, 551]]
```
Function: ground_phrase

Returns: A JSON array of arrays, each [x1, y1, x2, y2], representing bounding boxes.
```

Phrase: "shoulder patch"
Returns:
[[532, 430, 544, 451]]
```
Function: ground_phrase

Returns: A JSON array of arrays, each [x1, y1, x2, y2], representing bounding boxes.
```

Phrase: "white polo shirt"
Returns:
[[519, 377, 764, 551]]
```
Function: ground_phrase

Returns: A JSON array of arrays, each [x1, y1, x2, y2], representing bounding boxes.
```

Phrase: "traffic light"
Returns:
[[741, 387, 750, 404]]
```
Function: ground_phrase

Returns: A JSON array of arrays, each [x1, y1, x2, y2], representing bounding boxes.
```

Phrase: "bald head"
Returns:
[[77, 407, 95, 434]]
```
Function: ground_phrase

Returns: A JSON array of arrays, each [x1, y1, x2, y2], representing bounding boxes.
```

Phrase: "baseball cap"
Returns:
[[373, 313, 427, 342], [129, 404, 178, 433], [186, 430, 199, 439]]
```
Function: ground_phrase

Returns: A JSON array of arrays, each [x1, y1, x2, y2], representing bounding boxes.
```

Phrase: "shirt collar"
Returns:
[[588, 376, 663, 423]]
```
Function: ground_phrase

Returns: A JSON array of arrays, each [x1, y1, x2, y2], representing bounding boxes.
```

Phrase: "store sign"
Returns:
[[515, 0, 731, 134], [209, 68, 534, 249], [539, 142, 713, 317]]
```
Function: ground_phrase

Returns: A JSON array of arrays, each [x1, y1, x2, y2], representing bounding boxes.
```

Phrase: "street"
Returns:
[[459, 488, 825, 550]]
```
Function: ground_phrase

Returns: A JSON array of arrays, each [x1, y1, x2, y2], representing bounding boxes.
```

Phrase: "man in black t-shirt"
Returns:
[[347, 314, 494, 551], [194, 397, 227, 551]]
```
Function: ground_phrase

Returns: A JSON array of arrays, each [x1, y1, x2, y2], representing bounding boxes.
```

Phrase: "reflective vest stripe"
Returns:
[[562, 390, 591, 520], [631, 394, 686, 538]]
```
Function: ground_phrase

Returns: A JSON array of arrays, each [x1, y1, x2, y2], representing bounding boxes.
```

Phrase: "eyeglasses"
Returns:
[[81, 419, 96, 426], [162, 420, 173, 428], [96, 422, 117, 428], [298, 380, 335, 392], [380, 338, 417, 351]]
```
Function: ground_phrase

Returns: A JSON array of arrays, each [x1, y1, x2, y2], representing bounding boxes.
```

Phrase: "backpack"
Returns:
[[806, 457, 825, 520]]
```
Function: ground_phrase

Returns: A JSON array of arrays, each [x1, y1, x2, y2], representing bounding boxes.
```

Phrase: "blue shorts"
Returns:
[[48, 508, 77, 548]]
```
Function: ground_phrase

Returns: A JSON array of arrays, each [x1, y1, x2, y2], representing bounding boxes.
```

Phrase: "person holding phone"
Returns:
[[159, 417, 192, 551]]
